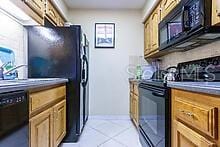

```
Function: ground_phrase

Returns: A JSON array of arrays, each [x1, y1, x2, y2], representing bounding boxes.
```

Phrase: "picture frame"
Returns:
[[95, 23, 115, 48]]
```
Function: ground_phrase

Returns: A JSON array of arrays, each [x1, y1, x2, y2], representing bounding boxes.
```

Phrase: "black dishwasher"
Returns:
[[0, 91, 29, 147]]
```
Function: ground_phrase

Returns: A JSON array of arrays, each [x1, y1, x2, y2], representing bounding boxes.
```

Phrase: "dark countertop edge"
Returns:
[[0, 79, 68, 93], [167, 82, 220, 96]]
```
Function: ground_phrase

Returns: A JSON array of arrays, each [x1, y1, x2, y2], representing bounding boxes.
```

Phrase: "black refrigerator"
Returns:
[[27, 25, 89, 142]]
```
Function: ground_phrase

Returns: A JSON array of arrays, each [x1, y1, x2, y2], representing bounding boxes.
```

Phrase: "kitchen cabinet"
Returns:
[[29, 85, 66, 147], [129, 81, 139, 127], [212, 0, 220, 26], [24, 0, 45, 18], [54, 100, 66, 147], [173, 121, 216, 147], [150, 7, 160, 52], [30, 108, 54, 147], [144, 4, 161, 58], [45, 0, 58, 26], [161, 0, 179, 19], [11, 0, 66, 26], [45, 0, 65, 26], [144, 20, 151, 56], [171, 89, 220, 146]]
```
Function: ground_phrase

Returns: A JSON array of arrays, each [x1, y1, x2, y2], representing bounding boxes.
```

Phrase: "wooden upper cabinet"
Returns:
[[150, 7, 160, 52], [53, 100, 66, 147], [212, 0, 220, 26], [144, 20, 151, 56], [30, 108, 54, 147], [173, 121, 216, 147], [161, 0, 179, 19], [24, 0, 45, 18], [45, 0, 58, 25]]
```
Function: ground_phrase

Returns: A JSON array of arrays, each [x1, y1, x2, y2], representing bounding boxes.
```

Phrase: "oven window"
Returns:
[[139, 87, 165, 146]]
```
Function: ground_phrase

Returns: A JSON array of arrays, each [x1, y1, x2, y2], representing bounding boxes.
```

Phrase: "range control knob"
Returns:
[[213, 59, 219, 66]]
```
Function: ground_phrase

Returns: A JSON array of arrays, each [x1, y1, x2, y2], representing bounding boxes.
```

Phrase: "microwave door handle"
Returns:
[[182, 6, 190, 32], [181, 6, 186, 32]]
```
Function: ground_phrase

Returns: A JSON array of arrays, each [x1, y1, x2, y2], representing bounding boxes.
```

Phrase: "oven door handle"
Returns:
[[152, 92, 165, 97]]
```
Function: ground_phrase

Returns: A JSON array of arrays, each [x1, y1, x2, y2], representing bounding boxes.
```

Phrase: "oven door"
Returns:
[[139, 84, 169, 147]]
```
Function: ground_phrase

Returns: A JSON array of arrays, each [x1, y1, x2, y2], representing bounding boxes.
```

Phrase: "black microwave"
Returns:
[[159, 0, 220, 51]]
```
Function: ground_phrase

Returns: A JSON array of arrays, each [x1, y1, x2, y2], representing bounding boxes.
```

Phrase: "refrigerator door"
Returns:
[[28, 26, 80, 79], [27, 26, 83, 142]]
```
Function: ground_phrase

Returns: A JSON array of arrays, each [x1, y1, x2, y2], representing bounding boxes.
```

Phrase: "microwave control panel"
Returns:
[[188, 0, 200, 27]]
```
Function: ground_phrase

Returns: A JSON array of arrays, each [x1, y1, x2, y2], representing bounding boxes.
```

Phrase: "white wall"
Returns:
[[142, 0, 158, 21], [0, 10, 27, 79], [53, 0, 69, 20], [68, 9, 144, 116]]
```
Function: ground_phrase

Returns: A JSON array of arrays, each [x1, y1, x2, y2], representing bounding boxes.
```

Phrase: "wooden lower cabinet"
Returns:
[[30, 108, 54, 147], [54, 100, 66, 147], [173, 121, 216, 147], [171, 89, 220, 147], [29, 85, 66, 147], [129, 82, 139, 127]]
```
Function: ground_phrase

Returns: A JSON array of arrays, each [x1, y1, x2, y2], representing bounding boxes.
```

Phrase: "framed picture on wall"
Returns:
[[95, 23, 115, 48]]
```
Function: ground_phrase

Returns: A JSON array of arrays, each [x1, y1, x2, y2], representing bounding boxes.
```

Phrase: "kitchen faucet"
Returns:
[[0, 64, 27, 80]]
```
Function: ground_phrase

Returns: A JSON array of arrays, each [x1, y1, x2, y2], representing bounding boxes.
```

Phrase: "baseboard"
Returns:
[[89, 115, 130, 120]]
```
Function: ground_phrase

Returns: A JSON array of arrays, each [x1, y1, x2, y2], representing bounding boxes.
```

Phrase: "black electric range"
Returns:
[[138, 56, 220, 147]]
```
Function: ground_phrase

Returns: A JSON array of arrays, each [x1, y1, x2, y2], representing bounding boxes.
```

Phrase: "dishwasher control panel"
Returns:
[[0, 91, 27, 107]]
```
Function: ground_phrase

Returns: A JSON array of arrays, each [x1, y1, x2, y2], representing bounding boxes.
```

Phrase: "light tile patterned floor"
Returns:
[[60, 119, 142, 147]]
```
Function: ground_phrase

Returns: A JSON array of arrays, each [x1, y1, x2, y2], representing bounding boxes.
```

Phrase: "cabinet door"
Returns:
[[144, 20, 151, 56], [24, 0, 45, 18], [30, 108, 53, 147], [151, 7, 160, 52], [46, 0, 58, 25], [54, 100, 66, 146], [133, 95, 139, 126], [173, 121, 216, 147], [161, 0, 178, 19], [212, 0, 220, 26], [57, 16, 65, 26]]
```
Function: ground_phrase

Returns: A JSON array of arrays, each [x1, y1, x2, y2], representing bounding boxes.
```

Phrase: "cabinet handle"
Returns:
[[178, 110, 195, 119]]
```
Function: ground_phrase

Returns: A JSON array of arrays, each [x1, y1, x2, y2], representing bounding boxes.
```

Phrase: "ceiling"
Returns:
[[64, 0, 146, 9]]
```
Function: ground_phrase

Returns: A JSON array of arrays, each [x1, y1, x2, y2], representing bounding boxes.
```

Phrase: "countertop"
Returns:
[[0, 78, 68, 93], [168, 82, 220, 95]]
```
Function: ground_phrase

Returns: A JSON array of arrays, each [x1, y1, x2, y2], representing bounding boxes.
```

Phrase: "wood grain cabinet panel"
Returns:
[[30, 86, 66, 114], [144, 20, 151, 56], [161, 0, 179, 19], [24, 0, 45, 18], [30, 108, 54, 147], [150, 7, 160, 52], [45, 0, 58, 25], [212, 0, 220, 26], [174, 121, 216, 147], [54, 100, 66, 147], [174, 98, 218, 139], [129, 82, 139, 127]]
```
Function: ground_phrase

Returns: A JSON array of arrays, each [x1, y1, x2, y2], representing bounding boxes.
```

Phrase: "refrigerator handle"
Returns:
[[83, 55, 89, 87]]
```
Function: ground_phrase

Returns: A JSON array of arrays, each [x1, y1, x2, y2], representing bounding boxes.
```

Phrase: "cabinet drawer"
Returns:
[[174, 98, 218, 138], [30, 86, 66, 113], [134, 84, 139, 95]]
